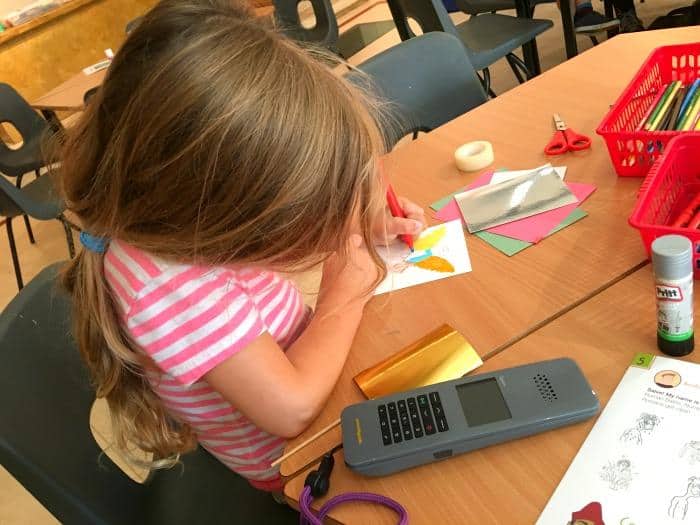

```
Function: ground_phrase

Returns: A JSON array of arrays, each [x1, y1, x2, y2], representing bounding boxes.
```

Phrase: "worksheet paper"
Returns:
[[537, 354, 700, 525], [374, 219, 471, 295]]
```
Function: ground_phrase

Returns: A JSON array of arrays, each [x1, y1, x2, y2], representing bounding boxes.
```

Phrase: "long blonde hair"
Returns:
[[58, 0, 387, 467]]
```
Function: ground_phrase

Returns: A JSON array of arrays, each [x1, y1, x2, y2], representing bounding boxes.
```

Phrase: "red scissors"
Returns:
[[544, 114, 592, 155]]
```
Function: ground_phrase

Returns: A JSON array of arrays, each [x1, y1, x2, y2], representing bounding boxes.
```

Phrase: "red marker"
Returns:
[[386, 184, 414, 252]]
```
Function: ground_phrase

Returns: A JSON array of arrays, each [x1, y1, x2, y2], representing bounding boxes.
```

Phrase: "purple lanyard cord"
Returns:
[[299, 485, 409, 525]]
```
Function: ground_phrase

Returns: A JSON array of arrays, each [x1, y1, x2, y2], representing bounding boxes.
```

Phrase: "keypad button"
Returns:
[[417, 394, 429, 408], [417, 395, 435, 435], [399, 412, 413, 440], [381, 429, 392, 445], [429, 392, 449, 433], [378, 404, 392, 445], [387, 402, 401, 443], [407, 397, 423, 438]]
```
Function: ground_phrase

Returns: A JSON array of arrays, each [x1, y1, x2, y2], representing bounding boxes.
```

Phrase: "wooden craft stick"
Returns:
[[270, 418, 341, 467]]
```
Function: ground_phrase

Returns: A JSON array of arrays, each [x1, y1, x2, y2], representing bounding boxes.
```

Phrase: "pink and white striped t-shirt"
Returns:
[[103, 240, 311, 491]]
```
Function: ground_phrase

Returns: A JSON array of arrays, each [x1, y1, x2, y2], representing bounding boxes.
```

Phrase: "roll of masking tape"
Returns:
[[454, 141, 494, 172]]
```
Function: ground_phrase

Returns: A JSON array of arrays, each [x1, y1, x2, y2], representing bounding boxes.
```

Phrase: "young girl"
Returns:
[[60, 0, 424, 493]]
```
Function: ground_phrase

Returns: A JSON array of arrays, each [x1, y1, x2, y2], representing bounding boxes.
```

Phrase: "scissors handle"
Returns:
[[544, 130, 568, 155], [563, 128, 592, 151]]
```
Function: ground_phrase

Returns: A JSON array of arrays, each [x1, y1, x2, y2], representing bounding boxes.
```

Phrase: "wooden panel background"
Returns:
[[2, 0, 39, 12], [0, 0, 157, 102]]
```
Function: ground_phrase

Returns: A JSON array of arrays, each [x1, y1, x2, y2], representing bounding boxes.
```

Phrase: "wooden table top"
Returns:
[[281, 27, 700, 480], [31, 68, 106, 112], [285, 264, 700, 523]]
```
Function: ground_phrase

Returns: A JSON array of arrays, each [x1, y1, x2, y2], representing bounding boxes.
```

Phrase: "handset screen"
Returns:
[[456, 378, 512, 427]]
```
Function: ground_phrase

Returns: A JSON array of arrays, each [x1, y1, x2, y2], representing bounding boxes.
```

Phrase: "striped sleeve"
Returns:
[[125, 268, 265, 386]]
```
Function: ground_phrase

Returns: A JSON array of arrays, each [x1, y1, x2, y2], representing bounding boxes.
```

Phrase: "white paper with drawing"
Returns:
[[537, 354, 700, 525], [374, 219, 471, 295]]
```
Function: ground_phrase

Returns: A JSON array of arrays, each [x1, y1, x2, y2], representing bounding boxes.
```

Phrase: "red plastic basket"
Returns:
[[629, 134, 700, 276], [597, 43, 700, 177]]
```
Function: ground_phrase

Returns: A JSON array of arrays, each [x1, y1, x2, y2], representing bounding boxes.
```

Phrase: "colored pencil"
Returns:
[[680, 90, 700, 131], [644, 82, 677, 130], [677, 88, 699, 130], [676, 79, 700, 128], [636, 88, 667, 131], [664, 86, 686, 130], [672, 193, 700, 227], [688, 208, 700, 229], [649, 81, 681, 131], [671, 193, 700, 227]]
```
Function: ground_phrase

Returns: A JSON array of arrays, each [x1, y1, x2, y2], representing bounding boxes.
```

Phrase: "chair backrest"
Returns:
[[385, 0, 460, 41], [125, 15, 143, 34], [346, 32, 487, 147], [0, 264, 297, 525], [273, 0, 339, 51], [84, 87, 100, 105], [0, 83, 49, 158], [0, 263, 145, 524]]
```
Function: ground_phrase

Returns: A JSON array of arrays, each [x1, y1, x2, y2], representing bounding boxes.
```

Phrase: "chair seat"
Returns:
[[0, 171, 64, 220], [457, 0, 554, 15], [455, 13, 553, 70], [0, 131, 46, 178]]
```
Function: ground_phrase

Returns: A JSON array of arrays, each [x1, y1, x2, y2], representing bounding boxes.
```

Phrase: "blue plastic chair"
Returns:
[[347, 32, 487, 147], [0, 263, 298, 524], [385, 0, 553, 92]]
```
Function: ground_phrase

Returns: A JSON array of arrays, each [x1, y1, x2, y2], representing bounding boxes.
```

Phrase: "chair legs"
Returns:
[[480, 57, 530, 97], [6, 218, 23, 290], [4, 215, 76, 292], [15, 173, 36, 245], [479, 68, 497, 98], [22, 215, 36, 244], [505, 53, 531, 83]]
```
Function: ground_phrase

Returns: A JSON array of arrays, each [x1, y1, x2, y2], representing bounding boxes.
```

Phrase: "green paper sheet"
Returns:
[[475, 208, 588, 256], [431, 188, 466, 212]]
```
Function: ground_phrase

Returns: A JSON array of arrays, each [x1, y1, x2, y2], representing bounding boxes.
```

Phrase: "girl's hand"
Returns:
[[373, 196, 426, 245], [318, 234, 379, 310]]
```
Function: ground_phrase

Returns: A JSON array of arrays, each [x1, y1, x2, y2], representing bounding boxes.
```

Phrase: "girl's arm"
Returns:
[[204, 234, 376, 438]]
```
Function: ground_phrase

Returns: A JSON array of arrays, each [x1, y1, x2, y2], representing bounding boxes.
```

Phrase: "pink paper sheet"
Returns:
[[435, 171, 596, 243]]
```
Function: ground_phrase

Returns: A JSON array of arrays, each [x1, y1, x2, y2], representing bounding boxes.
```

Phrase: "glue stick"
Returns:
[[652, 235, 694, 356]]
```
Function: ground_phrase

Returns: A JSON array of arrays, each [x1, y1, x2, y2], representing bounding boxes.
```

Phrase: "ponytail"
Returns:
[[62, 250, 197, 469]]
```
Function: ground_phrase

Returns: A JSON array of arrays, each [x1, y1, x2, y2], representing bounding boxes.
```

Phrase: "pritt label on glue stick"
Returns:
[[655, 276, 693, 340], [652, 235, 694, 356]]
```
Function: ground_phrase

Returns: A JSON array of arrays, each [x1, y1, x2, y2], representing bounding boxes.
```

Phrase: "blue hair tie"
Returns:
[[79, 231, 109, 254]]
